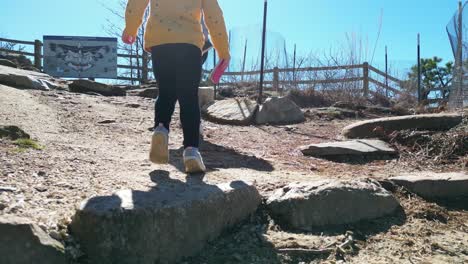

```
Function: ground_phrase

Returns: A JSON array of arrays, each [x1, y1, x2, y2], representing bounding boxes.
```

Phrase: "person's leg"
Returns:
[[152, 45, 177, 130], [149, 45, 177, 164], [174, 44, 202, 149]]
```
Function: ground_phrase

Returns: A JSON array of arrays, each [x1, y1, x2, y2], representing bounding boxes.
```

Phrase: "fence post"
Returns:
[[363, 62, 369, 97], [142, 51, 149, 83], [273, 67, 280, 93], [34, 40, 42, 70]]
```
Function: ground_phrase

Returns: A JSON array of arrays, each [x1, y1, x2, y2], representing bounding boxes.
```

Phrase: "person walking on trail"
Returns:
[[122, 0, 230, 173]]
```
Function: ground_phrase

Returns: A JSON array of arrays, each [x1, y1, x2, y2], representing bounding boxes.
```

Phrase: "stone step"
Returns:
[[390, 172, 468, 200], [70, 180, 261, 264], [266, 179, 401, 231], [342, 113, 463, 139]]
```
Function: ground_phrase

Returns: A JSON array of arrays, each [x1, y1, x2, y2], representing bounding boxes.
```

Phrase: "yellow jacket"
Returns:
[[124, 0, 230, 60]]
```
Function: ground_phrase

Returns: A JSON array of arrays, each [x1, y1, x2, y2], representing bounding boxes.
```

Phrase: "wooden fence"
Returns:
[[206, 62, 404, 97], [1, 36, 406, 98]]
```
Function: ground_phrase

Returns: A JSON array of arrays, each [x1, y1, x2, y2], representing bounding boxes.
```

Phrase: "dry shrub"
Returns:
[[286, 89, 332, 108], [386, 117, 468, 166]]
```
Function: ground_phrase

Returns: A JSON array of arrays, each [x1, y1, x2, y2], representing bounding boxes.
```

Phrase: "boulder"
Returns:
[[343, 113, 463, 139], [390, 172, 468, 200], [266, 180, 400, 230], [70, 181, 261, 264], [0, 59, 17, 68], [0, 65, 53, 90], [203, 98, 258, 125], [199, 86, 215, 108], [69, 80, 126, 96], [255, 97, 305, 125], [300, 139, 396, 158], [0, 215, 66, 264], [0, 125, 30, 140]]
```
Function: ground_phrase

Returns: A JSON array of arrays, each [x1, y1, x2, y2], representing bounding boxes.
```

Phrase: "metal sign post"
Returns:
[[417, 34, 422, 103], [258, 0, 268, 104]]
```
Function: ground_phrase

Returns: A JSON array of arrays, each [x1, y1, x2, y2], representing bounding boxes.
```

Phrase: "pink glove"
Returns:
[[210, 58, 229, 84], [122, 31, 136, 45]]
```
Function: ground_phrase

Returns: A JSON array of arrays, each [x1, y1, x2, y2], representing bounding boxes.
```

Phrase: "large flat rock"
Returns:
[[342, 113, 463, 139], [255, 97, 305, 125], [300, 139, 396, 158], [203, 98, 258, 125], [0, 215, 65, 264], [0, 65, 54, 90], [266, 180, 400, 231], [390, 172, 468, 200], [70, 180, 261, 264]]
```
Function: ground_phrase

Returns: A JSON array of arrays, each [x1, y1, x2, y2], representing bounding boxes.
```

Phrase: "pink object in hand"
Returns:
[[210, 59, 229, 84]]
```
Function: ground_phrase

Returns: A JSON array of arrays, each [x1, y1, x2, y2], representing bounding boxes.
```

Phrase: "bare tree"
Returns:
[[100, 0, 152, 85]]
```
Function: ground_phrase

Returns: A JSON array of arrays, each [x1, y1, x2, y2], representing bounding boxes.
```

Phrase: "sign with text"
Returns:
[[43, 36, 117, 78]]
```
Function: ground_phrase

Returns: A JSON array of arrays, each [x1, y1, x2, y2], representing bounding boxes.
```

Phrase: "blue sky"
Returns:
[[0, 0, 463, 76]]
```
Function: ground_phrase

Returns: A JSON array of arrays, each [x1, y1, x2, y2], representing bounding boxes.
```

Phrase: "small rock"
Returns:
[[38, 171, 47, 177], [98, 120, 116, 124], [35, 186, 48, 192], [0, 186, 16, 192], [125, 103, 141, 108]]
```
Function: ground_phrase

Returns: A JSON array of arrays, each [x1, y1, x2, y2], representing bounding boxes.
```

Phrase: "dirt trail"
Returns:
[[0, 86, 466, 263]]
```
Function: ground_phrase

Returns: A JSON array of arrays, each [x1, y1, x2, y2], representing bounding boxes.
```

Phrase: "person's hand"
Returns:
[[122, 30, 136, 45]]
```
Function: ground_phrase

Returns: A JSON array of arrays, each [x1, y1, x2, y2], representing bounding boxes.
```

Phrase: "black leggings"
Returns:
[[151, 44, 202, 148]]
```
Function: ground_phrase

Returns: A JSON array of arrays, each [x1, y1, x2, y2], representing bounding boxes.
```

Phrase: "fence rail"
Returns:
[[1, 36, 411, 99]]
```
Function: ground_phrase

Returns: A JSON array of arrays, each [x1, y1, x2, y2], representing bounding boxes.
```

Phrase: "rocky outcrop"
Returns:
[[267, 180, 401, 231], [0, 59, 17, 68], [70, 181, 261, 264], [0, 215, 66, 264], [342, 113, 463, 139]]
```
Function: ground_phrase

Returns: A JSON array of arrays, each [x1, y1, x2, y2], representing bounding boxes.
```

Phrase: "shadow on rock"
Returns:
[[70, 170, 261, 264]]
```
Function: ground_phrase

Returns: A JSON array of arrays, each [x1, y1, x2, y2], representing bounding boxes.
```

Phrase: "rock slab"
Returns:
[[69, 80, 126, 96], [390, 172, 468, 200], [204, 98, 258, 125], [300, 139, 396, 158], [70, 181, 261, 264], [343, 113, 463, 139], [255, 97, 305, 125], [267, 180, 400, 230], [0, 215, 66, 264]]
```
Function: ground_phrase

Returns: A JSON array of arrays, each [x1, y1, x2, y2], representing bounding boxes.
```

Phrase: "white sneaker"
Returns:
[[149, 125, 169, 164], [183, 147, 206, 173]]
